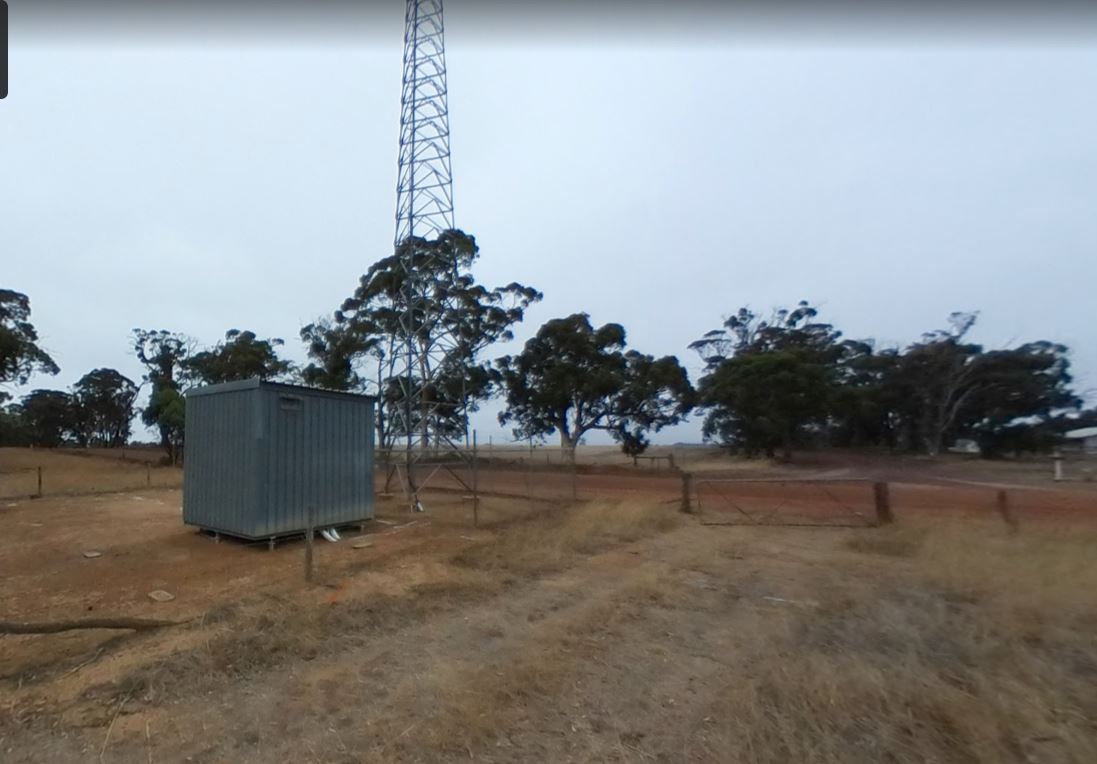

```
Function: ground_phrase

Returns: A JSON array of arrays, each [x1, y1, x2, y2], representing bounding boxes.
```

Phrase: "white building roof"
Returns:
[[1064, 427, 1097, 439]]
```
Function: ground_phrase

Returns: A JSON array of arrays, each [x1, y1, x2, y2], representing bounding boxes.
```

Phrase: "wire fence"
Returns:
[[691, 476, 1096, 531], [5, 446, 1093, 535], [0, 463, 182, 501], [693, 478, 885, 527], [374, 457, 685, 509]]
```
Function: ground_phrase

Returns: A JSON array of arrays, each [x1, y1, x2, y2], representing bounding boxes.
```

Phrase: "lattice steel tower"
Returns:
[[390, 0, 467, 508], [395, 0, 454, 245]]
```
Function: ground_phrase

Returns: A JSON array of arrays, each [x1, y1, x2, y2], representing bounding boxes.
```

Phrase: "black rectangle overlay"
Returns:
[[1, 1, 8, 98]]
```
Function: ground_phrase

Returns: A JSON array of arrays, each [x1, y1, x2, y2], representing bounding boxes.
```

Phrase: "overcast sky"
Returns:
[[4, 2, 1097, 444]]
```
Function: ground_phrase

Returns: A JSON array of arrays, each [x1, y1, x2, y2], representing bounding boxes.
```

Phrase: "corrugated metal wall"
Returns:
[[183, 380, 375, 539], [182, 387, 259, 533], [258, 386, 374, 537]]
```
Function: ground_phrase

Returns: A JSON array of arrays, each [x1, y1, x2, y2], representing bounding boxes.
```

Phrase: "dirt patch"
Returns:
[[2, 455, 1097, 762]]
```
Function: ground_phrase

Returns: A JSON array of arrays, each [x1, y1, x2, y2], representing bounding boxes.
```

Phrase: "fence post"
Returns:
[[680, 472, 693, 514], [873, 482, 893, 525], [571, 451, 578, 503], [304, 505, 315, 584], [472, 431, 479, 528], [35, 466, 43, 498], [996, 489, 1019, 533], [146, 463, 151, 487], [667, 453, 676, 471]]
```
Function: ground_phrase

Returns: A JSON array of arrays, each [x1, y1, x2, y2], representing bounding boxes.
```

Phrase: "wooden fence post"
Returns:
[[873, 482, 893, 525], [472, 431, 479, 528], [996, 489, 1019, 533], [680, 472, 693, 514], [527, 437, 534, 509], [146, 463, 151, 487], [35, 466, 43, 498], [571, 452, 578, 503], [304, 505, 315, 584]]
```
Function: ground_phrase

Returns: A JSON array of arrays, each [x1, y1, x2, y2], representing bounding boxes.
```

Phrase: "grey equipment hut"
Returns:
[[183, 379, 376, 546]]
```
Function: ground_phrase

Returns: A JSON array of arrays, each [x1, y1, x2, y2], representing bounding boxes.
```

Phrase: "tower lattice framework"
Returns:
[[390, 0, 469, 507], [396, 0, 453, 245]]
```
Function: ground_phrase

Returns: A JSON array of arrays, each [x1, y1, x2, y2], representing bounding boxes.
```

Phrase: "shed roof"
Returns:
[[1064, 427, 1097, 439], [185, 378, 378, 402]]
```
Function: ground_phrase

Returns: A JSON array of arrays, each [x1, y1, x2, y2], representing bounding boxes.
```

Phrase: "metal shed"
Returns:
[[183, 379, 376, 543]]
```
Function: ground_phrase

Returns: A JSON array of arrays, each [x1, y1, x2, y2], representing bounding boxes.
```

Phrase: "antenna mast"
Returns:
[[391, 0, 465, 509], [396, 0, 453, 245]]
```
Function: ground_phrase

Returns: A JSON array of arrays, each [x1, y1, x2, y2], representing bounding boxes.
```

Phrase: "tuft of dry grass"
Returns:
[[453, 500, 681, 574], [844, 527, 925, 557], [697, 521, 1097, 763]]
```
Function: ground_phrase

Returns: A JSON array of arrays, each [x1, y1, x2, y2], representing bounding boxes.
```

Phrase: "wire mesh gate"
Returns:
[[694, 478, 886, 527]]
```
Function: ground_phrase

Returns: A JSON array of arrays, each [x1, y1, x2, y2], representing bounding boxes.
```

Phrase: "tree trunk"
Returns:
[[924, 434, 941, 457], [159, 425, 173, 463], [559, 431, 580, 462]]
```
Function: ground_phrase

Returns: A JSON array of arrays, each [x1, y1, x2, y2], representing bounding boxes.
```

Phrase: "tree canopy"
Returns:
[[497, 313, 694, 454], [71, 368, 138, 447], [0, 288, 60, 387], [2, 271, 1088, 461], [16, 389, 75, 447], [184, 329, 293, 386], [692, 302, 1084, 458], [691, 302, 841, 458], [304, 229, 541, 446], [133, 329, 192, 462]]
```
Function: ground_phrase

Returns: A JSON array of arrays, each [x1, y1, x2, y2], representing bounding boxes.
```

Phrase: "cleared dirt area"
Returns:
[[2, 451, 1096, 762]]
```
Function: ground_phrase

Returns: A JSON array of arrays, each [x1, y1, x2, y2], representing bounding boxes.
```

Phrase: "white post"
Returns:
[[1053, 451, 1063, 481]]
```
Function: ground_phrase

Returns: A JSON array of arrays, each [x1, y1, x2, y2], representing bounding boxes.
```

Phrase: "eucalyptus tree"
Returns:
[[133, 329, 192, 463], [497, 313, 694, 457], [303, 229, 541, 447], [1, 288, 59, 387]]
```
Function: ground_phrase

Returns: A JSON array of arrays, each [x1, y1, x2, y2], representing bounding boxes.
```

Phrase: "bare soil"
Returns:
[[1, 451, 1096, 762]]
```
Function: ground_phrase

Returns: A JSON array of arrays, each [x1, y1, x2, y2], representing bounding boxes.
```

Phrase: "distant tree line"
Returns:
[[1, 288, 292, 461], [2, 231, 1094, 461], [689, 302, 1090, 459]]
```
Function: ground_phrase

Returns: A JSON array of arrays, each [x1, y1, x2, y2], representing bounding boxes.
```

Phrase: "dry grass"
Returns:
[[454, 500, 681, 574], [0, 447, 181, 497], [6, 455, 1096, 764], [86, 502, 679, 713], [372, 567, 680, 759], [844, 527, 926, 557], [92, 576, 497, 711], [700, 521, 1097, 763]]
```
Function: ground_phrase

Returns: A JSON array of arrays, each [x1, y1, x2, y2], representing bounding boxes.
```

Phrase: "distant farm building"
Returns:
[[1064, 427, 1097, 455], [948, 438, 981, 455], [183, 379, 376, 544]]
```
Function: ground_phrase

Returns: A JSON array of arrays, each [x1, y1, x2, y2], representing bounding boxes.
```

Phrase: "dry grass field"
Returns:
[[0, 448, 181, 498], [1, 448, 1096, 762]]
